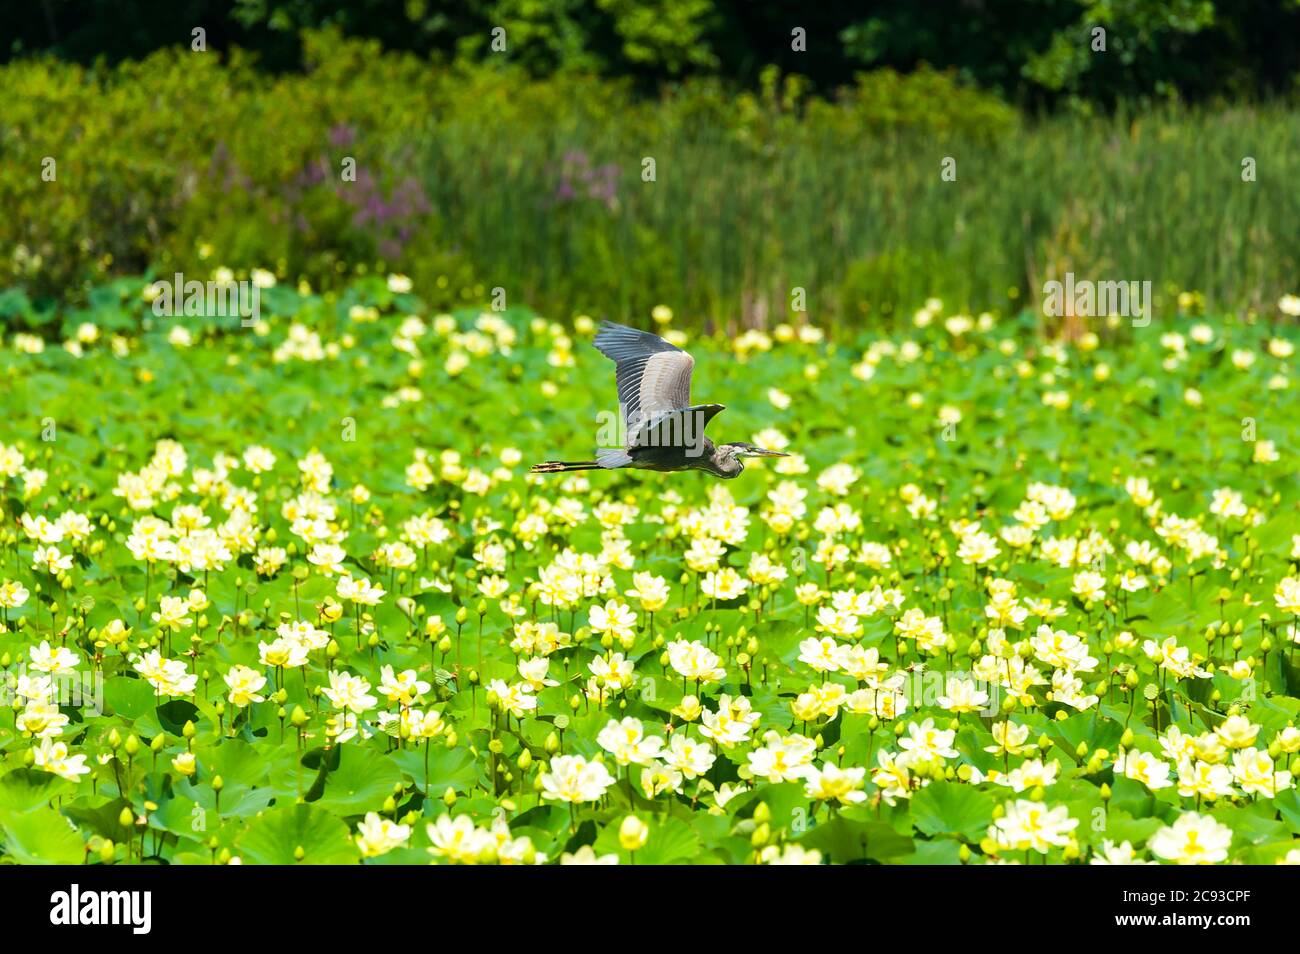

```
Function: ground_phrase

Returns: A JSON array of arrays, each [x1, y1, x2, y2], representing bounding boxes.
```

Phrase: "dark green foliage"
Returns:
[[7, 0, 1300, 107]]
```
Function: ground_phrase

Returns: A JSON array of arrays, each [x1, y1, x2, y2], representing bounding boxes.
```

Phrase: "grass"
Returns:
[[424, 103, 1300, 328]]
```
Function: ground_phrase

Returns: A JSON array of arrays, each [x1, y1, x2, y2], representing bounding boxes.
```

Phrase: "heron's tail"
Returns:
[[530, 460, 600, 474]]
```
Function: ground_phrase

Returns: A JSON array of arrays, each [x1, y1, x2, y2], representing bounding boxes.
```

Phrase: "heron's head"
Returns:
[[722, 441, 789, 460], [710, 441, 789, 478]]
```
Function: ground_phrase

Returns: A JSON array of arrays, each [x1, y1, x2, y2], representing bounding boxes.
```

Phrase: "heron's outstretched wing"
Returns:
[[594, 321, 695, 435]]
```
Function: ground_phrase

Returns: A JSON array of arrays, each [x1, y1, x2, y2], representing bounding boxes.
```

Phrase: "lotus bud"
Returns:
[[619, 815, 648, 852]]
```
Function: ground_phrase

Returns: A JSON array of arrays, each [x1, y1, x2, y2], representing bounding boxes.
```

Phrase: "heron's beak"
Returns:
[[749, 447, 789, 458]]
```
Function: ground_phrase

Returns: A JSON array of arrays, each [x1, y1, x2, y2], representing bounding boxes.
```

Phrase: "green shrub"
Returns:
[[0, 30, 476, 306]]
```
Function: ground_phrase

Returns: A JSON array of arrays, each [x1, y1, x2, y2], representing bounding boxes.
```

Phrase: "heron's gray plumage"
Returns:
[[594, 321, 695, 435], [531, 321, 788, 479]]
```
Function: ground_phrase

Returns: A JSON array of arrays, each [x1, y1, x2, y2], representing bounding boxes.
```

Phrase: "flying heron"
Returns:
[[531, 320, 788, 479]]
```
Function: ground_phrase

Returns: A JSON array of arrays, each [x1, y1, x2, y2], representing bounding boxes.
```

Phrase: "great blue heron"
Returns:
[[531, 321, 788, 479]]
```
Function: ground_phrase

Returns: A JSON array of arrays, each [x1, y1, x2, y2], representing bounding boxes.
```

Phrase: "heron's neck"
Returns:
[[706, 444, 743, 477]]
